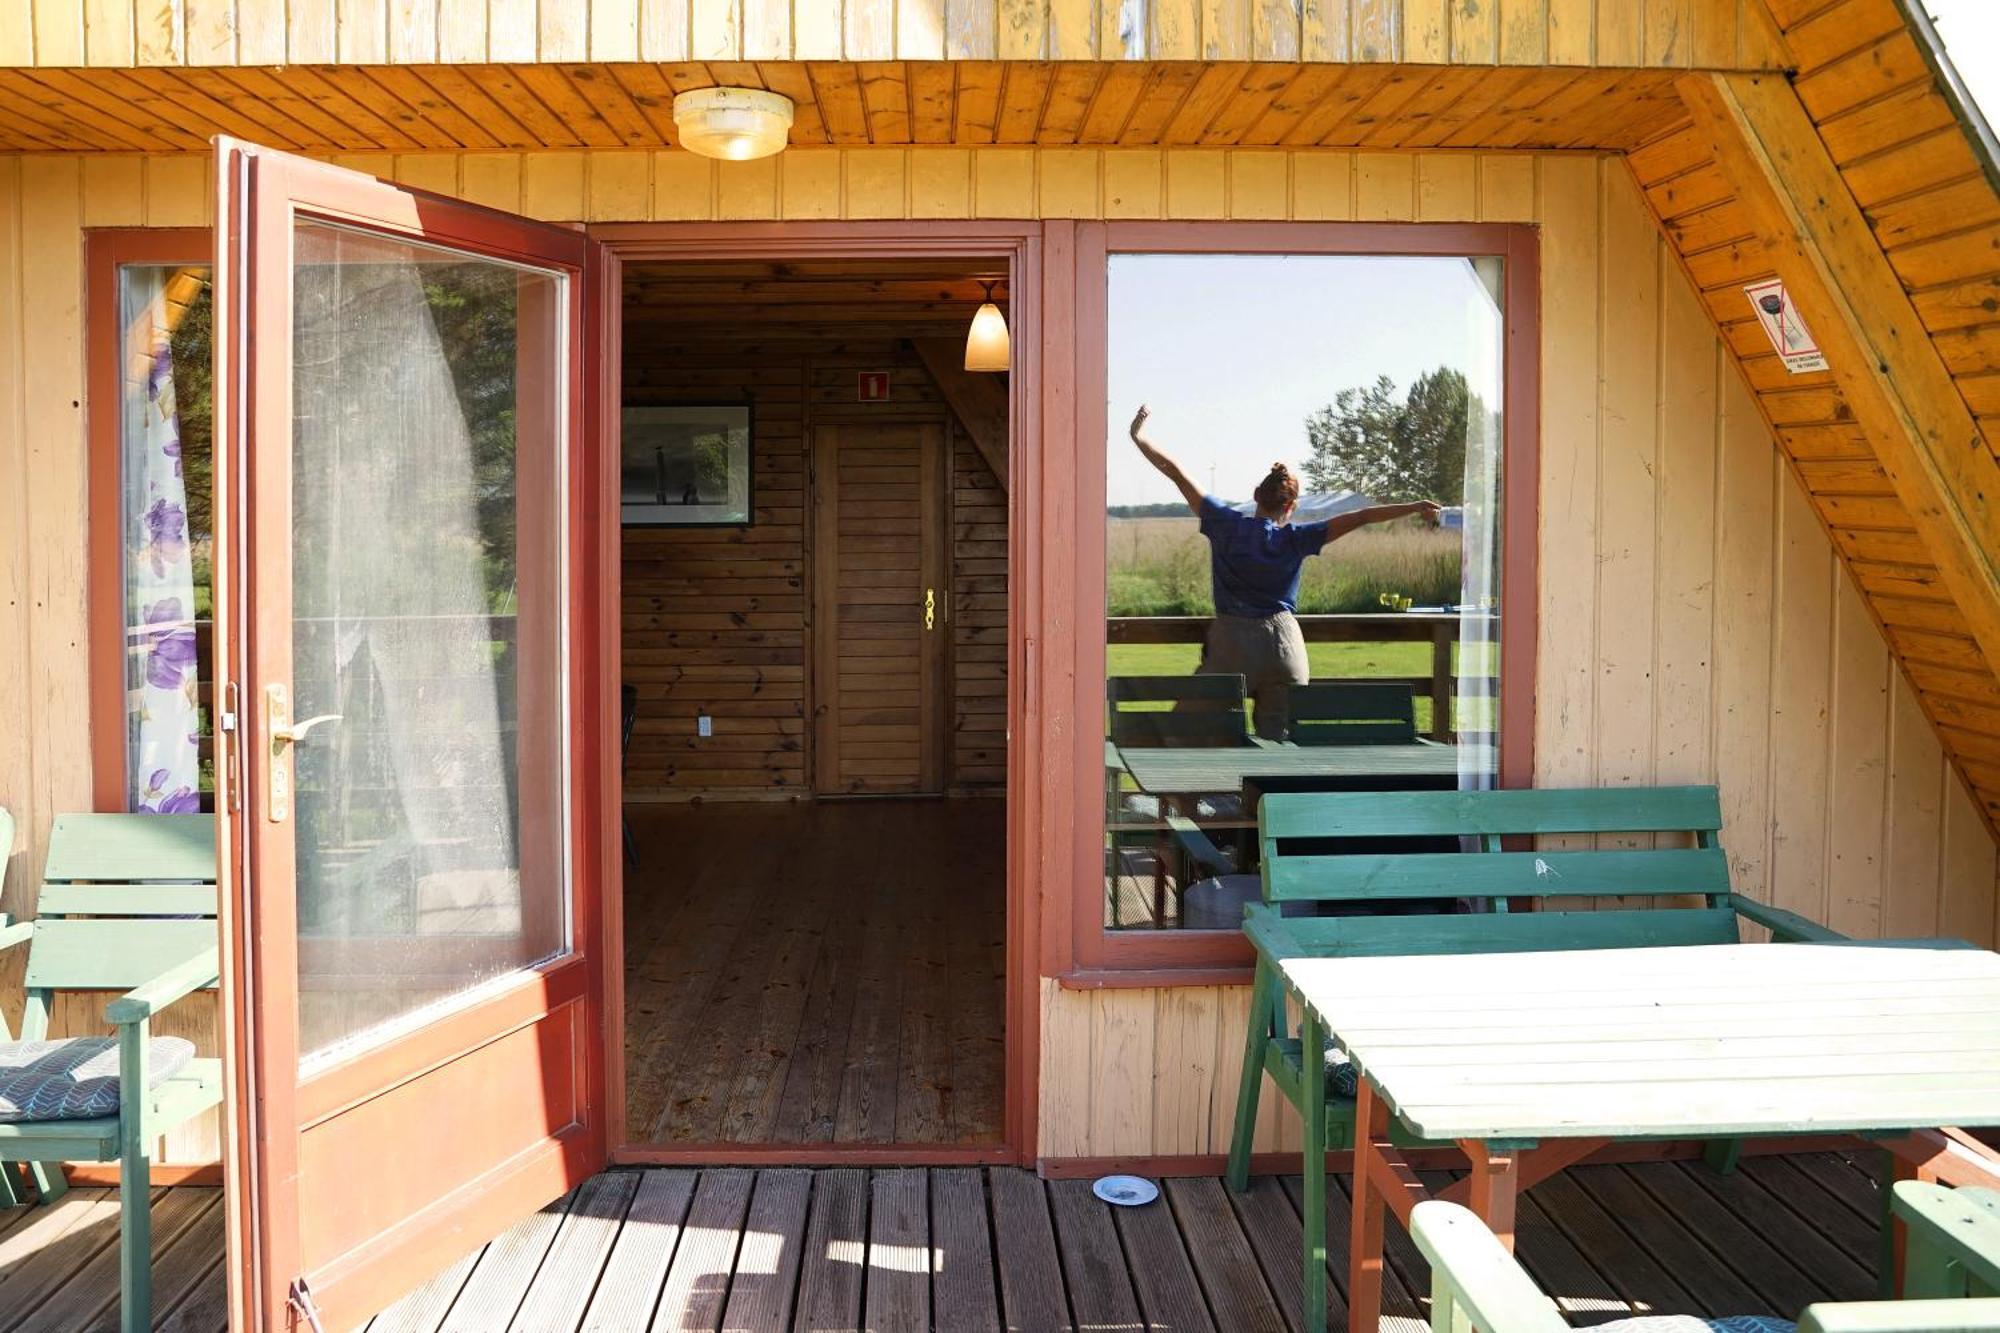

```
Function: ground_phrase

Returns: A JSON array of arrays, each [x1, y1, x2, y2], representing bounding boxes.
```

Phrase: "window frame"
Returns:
[[87, 227, 216, 813], [1056, 220, 1542, 985]]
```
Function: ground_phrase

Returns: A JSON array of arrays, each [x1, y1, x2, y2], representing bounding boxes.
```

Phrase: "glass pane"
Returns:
[[290, 221, 569, 1063], [119, 264, 216, 814], [1103, 253, 1504, 931]]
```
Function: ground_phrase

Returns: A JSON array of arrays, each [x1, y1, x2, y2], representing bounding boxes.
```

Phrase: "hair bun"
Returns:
[[1268, 462, 1290, 476]]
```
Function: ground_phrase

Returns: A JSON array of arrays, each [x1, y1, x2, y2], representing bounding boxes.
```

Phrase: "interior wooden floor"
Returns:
[[622, 798, 1006, 1147], [0, 1149, 1890, 1331]]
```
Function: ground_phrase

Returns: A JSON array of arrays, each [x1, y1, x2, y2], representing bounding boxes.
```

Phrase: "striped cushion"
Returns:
[[0, 1037, 197, 1122], [1592, 1312, 1800, 1320]]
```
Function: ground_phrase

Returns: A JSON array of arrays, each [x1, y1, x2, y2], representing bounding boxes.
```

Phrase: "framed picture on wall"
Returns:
[[620, 403, 753, 527]]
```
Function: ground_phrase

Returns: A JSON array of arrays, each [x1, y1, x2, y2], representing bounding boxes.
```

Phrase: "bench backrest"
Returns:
[[21, 812, 220, 1038], [1287, 681, 1418, 745], [1254, 786, 1737, 956], [1107, 674, 1254, 748]]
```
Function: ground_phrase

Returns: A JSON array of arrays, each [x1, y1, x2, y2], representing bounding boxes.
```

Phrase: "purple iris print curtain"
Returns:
[[121, 268, 203, 814]]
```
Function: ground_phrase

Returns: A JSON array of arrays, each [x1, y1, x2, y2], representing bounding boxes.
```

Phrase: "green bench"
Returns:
[[1413, 1180, 2000, 1333], [1224, 784, 1843, 1189], [0, 808, 221, 1333]]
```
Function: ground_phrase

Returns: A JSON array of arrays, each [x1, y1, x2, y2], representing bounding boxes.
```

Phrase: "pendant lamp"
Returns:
[[964, 280, 1010, 373]]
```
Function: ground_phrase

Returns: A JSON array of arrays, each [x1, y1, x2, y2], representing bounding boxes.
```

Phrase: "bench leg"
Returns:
[[0, 1161, 21, 1209], [1702, 1137, 1743, 1175], [1302, 1005, 1331, 1333], [28, 1160, 67, 1203], [1226, 959, 1273, 1192], [120, 1145, 151, 1333]]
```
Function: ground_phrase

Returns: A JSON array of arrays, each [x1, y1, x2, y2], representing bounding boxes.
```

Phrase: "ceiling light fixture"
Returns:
[[673, 87, 795, 161], [964, 280, 1011, 373]]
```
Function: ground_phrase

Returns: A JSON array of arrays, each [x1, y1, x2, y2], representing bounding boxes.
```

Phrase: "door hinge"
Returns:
[[289, 1277, 328, 1333]]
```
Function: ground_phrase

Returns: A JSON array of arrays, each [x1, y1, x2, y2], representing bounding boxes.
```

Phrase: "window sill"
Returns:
[[1056, 966, 1255, 990]]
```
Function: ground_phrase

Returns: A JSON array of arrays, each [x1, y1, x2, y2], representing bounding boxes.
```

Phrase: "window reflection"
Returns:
[[1103, 254, 1503, 931]]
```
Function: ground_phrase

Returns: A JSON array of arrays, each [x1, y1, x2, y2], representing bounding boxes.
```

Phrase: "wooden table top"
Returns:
[[1113, 741, 1494, 796], [1281, 941, 2000, 1142]]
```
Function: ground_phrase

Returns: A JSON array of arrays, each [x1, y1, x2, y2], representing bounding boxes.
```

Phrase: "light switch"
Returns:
[[697, 714, 712, 738]]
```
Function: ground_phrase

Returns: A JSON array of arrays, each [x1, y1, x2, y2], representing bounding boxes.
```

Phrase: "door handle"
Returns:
[[924, 587, 936, 631], [265, 684, 341, 822]]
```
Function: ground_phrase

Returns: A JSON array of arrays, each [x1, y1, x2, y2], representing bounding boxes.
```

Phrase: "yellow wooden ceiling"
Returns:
[[1633, 0, 2000, 824], [0, 60, 1694, 154]]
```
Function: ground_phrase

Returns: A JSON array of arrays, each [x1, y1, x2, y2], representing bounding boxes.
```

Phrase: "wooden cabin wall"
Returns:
[[2, 144, 1997, 1166], [620, 323, 1006, 796], [0, 0, 1789, 68]]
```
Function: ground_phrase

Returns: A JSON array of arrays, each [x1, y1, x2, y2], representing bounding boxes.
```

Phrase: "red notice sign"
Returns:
[[857, 371, 891, 402]]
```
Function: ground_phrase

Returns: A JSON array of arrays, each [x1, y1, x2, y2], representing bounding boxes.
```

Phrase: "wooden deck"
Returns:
[[622, 799, 1005, 1146], [0, 1150, 1889, 1331]]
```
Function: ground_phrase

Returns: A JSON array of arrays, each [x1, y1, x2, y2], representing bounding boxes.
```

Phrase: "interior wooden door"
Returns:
[[212, 139, 616, 1331], [812, 420, 949, 795]]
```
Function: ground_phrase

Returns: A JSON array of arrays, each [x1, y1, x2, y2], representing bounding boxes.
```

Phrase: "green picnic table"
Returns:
[[1281, 940, 2000, 1333], [1114, 740, 1494, 798]]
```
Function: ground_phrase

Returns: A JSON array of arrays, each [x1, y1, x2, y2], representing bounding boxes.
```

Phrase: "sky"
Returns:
[[1926, 1, 1999, 130], [1106, 254, 1504, 508]]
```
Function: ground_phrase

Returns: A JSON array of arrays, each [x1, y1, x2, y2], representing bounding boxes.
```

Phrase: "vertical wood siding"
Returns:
[[0, 0, 1788, 68], [0, 144, 1992, 1165]]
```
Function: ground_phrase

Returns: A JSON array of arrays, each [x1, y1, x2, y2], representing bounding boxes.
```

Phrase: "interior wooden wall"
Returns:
[[1, 143, 1995, 1164], [621, 299, 1008, 797], [0, 0, 1788, 69]]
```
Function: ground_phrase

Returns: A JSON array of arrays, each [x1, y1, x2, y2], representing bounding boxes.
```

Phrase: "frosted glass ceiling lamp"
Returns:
[[673, 87, 794, 161], [964, 281, 1011, 373]]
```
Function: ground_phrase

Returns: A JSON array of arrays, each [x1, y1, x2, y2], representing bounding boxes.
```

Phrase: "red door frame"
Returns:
[[214, 141, 616, 1331], [586, 220, 1047, 1167]]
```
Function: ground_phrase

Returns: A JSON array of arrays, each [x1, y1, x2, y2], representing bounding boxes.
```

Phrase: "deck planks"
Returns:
[[0, 1149, 1910, 1333], [626, 800, 1005, 1148]]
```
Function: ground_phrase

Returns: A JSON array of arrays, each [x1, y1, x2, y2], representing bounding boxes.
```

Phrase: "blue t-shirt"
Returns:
[[1199, 495, 1332, 617]]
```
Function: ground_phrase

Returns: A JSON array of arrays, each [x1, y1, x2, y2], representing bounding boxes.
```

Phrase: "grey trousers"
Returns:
[[1197, 611, 1310, 740]]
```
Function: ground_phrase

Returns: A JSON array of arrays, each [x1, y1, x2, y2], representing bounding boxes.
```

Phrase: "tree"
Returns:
[[1301, 366, 1477, 504]]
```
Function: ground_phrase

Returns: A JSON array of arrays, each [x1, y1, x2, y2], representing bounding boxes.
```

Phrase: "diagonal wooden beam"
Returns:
[[909, 337, 1009, 491], [1679, 70, 2000, 680]]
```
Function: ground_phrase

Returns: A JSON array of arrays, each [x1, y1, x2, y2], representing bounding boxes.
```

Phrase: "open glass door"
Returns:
[[211, 139, 617, 1330]]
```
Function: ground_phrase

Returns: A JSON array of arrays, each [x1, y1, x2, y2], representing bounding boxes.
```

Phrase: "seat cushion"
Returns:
[[1324, 1047, 1360, 1100], [1182, 875, 1263, 930], [0, 1036, 198, 1122], [1592, 1312, 1800, 1320]]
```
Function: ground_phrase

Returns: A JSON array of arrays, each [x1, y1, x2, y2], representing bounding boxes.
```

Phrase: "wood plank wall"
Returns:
[[1, 144, 1995, 1164], [622, 324, 1006, 797], [0, 0, 1788, 69]]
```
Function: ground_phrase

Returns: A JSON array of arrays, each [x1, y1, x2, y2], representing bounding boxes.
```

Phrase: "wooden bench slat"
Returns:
[[35, 883, 219, 917], [1259, 785, 1724, 840], [40, 813, 217, 883], [20, 918, 219, 992], [1262, 846, 1732, 901], [1256, 906, 1742, 958]]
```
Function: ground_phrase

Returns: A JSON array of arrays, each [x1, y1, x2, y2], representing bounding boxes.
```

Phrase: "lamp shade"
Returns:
[[673, 87, 794, 161], [964, 300, 1011, 372]]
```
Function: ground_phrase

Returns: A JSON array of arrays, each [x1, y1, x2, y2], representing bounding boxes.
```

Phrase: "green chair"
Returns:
[[0, 808, 222, 1333], [1106, 674, 1253, 925], [1286, 680, 1423, 745], [1107, 673, 1254, 748], [1226, 785, 1845, 1190], [1411, 1181, 2000, 1333]]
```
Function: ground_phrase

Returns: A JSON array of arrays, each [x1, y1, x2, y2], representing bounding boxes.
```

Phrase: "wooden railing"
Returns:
[[1105, 612, 1493, 742]]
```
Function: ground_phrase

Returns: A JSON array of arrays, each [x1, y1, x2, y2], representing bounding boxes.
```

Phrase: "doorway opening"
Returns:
[[615, 258, 1011, 1154]]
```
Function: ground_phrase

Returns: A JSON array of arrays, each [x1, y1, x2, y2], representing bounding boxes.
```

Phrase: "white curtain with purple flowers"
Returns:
[[121, 267, 202, 814]]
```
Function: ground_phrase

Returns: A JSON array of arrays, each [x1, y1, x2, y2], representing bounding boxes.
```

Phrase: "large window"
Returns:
[[90, 235, 217, 815], [1080, 223, 1537, 974]]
